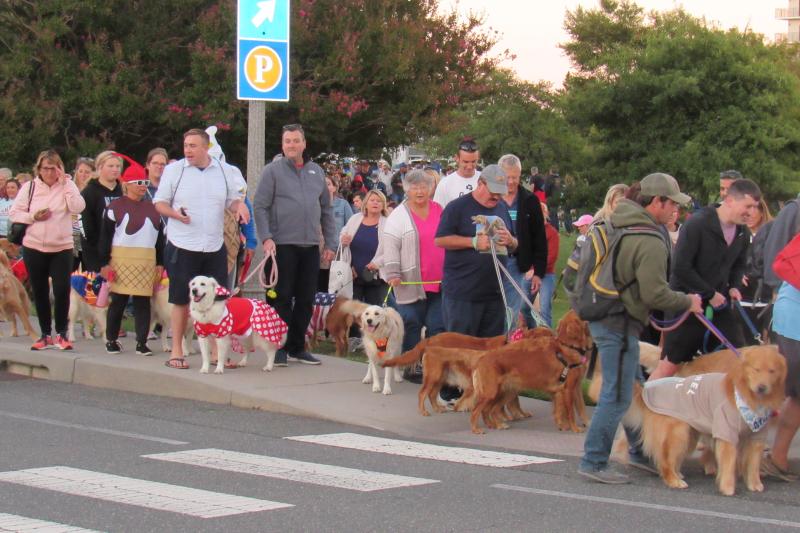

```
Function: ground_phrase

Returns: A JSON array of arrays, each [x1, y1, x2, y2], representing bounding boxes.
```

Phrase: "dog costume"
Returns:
[[643, 373, 772, 445], [194, 286, 287, 352]]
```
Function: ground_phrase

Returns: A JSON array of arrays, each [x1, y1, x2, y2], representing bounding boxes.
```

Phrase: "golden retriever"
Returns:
[[550, 311, 594, 433], [623, 345, 786, 495], [340, 300, 405, 395], [0, 253, 36, 339], [324, 296, 355, 356]]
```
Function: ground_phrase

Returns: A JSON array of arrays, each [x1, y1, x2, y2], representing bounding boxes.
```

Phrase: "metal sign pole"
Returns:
[[242, 100, 267, 300]]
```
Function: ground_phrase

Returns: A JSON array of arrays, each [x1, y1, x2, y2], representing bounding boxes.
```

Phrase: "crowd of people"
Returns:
[[3, 126, 800, 487]]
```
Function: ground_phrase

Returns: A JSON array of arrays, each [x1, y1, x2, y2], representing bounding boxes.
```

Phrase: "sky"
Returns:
[[440, 0, 788, 87]]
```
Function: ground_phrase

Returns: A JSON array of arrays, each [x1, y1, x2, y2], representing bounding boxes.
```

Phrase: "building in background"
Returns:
[[776, 0, 800, 43]]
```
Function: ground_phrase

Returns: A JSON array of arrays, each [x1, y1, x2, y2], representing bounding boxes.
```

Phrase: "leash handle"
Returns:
[[240, 249, 277, 289]]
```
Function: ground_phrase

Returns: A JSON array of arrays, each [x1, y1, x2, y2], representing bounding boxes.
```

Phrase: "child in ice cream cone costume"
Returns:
[[98, 153, 165, 356]]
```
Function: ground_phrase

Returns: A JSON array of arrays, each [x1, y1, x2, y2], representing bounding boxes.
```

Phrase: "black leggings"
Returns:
[[22, 247, 73, 337], [106, 292, 151, 343]]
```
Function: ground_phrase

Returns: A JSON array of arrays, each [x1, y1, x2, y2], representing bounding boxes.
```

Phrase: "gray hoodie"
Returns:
[[253, 157, 336, 249]]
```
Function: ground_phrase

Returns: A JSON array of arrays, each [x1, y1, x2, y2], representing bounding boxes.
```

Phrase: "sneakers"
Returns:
[[105, 340, 122, 354], [627, 454, 659, 475], [274, 349, 289, 367], [136, 342, 153, 356], [53, 334, 73, 351], [578, 466, 631, 484], [30, 336, 53, 351], [289, 351, 321, 365], [760, 454, 799, 482]]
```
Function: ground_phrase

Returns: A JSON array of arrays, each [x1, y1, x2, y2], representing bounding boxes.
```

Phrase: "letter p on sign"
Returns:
[[244, 45, 282, 92]]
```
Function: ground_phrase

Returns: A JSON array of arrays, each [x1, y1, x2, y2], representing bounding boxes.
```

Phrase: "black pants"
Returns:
[[268, 244, 319, 354], [106, 292, 150, 343], [349, 278, 389, 338], [22, 247, 72, 337]]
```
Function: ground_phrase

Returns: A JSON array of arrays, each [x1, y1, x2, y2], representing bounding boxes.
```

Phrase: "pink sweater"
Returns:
[[10, 177, 85, 253]]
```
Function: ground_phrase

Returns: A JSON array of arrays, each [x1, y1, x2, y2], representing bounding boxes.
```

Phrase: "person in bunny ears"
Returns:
[[98, 153, 165, 356]]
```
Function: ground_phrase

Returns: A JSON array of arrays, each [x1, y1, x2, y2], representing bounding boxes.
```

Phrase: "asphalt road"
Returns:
[[1, 372, 799, 532]]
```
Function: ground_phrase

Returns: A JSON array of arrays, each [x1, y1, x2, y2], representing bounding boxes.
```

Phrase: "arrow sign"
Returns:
[[252, 0, 276, 28]]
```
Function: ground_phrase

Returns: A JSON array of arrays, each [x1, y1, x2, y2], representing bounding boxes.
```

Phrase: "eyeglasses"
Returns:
[[458, 140, 478, 153], [128, 180, 150, 186]]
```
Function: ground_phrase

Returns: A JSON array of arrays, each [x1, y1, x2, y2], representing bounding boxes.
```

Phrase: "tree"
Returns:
[[0, 0, 499, 171], [561, 0, 800, 202]]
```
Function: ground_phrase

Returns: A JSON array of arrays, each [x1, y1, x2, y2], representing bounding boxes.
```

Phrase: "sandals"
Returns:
[[164, 358, 189, 370], [760, 454, 799, 482], [210, 358, 238, 369]]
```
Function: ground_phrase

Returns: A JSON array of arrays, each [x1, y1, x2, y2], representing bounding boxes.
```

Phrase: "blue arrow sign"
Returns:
[[237, 0, 290, 101]]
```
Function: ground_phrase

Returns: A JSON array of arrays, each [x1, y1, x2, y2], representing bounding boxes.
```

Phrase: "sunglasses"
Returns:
[[458, 140, 478, 153], [128, 179, 150, 186]]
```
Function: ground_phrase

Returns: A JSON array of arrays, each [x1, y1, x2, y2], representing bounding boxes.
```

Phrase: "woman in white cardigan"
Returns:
[[380, 169, 445, 370], [340, 189, 388, 307]]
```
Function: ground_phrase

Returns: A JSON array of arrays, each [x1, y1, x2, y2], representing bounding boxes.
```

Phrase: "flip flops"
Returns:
[[164, 358, 189, 370]]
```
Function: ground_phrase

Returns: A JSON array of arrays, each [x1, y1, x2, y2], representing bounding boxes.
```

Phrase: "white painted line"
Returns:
[[143, 448, 439, 492], [0, 411, 187, 445], [0, 512, 102, 533], [285, 433, 560, 467], [493, 484, 800, 529], [0, 467, 291, 518]]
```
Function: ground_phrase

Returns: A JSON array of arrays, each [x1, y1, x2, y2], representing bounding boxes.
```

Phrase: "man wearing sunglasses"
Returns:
[[433, 137, 482, 207], [254, 124, 336, 367]]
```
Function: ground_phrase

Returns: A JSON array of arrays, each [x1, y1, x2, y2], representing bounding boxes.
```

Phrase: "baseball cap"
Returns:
[[640, 173, 691, 205], [481, 164, 508, 194], [573, 214, 594, 228]]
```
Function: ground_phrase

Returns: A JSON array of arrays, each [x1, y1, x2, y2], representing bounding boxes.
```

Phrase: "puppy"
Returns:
[[189, 276, 287, 374], [67, 273, 107, 341], [0, 253, 36, 339], [623, 345, 786, 495], [150, 277, 194, 354], [340, 300, 404, 395]]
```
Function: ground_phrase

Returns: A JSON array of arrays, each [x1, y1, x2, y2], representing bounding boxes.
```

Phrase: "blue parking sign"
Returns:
[[237, 0, 290, 101]]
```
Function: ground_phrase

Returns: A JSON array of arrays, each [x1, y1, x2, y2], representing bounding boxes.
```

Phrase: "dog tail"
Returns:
[[621, 382, 645, 434], [381, 338, 428, 368], [339, 299, 370, 318]]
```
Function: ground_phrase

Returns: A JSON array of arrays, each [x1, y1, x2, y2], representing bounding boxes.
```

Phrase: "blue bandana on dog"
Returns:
[[734, 388, 772, 432]]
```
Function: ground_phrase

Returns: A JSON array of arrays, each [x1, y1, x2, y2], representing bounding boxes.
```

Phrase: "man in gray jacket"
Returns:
[[254, 124, 336, 365]]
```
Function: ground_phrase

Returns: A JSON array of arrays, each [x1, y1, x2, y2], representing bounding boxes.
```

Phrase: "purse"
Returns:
[[8, 181, 36, 246], [328, 244, 353, 298]]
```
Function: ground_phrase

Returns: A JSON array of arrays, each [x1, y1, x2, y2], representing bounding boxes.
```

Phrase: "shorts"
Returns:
[[662, 306, 745, 364], [165, 242, 228, 305], [775, 332, 800, 398]]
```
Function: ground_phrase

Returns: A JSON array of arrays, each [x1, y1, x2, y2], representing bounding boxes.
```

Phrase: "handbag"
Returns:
[[8, 181, 36, 246], [773, 232, 800, 291], [328, 244, 353, 298]]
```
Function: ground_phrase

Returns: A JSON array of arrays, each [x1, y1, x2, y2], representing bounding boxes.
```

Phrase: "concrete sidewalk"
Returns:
[[1, 327, 798, 461]]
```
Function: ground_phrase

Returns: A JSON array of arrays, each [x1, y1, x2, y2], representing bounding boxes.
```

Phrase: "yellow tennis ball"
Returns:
[[267, 289, 277, 299]]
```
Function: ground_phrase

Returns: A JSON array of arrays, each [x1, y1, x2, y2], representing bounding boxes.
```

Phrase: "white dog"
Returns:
[[341, 300, 405, 395], [188, 276, 287, 374], [150, 278, 194, 354], [67, 273, 107, 341]]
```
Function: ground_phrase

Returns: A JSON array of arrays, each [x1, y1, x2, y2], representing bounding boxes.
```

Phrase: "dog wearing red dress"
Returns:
[[189, 276, 287, 374]]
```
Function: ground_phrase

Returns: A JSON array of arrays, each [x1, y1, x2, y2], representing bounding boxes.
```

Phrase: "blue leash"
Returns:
[[733, 299, 763, 345]]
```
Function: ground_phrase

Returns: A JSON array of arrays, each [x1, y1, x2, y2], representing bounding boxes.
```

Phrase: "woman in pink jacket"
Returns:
[[10, 150, 86, 350]]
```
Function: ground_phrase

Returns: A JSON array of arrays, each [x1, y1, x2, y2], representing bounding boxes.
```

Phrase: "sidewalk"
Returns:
[[1, 327, 798, 461]]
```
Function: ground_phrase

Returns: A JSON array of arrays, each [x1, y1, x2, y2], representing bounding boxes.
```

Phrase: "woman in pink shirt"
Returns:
[[381, 169, 445, 381], [10, 150, 86, 350]]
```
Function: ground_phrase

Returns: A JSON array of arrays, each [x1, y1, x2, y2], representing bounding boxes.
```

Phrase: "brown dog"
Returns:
[[624, 345, 786, 495], [324, 297, 356, 356], [469, 335, 583, 434], [0, 253, 36, 339], [550, 311, 594, 432]]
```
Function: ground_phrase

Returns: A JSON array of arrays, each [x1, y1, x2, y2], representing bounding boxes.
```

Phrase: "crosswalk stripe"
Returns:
[[144, 448, 439, 492], [285, 433, 560, 467], [0, 467, 292, 518], [0, 513, 102, 533]]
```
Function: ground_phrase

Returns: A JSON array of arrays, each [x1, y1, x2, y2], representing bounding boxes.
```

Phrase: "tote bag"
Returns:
[[328, 244, 353, 298]]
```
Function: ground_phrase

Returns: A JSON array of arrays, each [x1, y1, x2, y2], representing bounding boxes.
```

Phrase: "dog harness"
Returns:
[[554, 350, 583, 383], [642, 373, 771, 445], [194, 297, 288, 350], [375, 338, 389, 359]]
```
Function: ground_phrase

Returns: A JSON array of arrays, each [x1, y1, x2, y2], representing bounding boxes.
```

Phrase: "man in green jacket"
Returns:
[[579, 173, 703, 484]]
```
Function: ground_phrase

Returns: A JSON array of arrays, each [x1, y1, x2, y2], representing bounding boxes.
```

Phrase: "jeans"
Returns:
[[395, 292, 444, 352], [530, 273, 556, 328], [503, 256, 527, 330], [580, 322, 642, 472], [442, 295, 505, 338]]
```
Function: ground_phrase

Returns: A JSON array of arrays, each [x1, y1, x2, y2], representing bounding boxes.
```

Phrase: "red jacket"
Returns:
[[545, 223, 559, 274]]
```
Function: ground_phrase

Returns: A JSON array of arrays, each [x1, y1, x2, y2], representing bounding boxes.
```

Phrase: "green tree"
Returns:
[[562, 0, 800, 202], [0, 0, 499, 170]]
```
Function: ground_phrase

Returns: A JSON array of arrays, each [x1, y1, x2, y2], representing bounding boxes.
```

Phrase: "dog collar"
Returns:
[[375, 338, 389, 359], [734, 388, 772, 432], [555, 351, 582, 383]]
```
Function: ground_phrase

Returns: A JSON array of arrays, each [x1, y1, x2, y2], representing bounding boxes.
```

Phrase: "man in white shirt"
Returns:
[[154, 128, 249, 368], [433, 138, 481, 207]]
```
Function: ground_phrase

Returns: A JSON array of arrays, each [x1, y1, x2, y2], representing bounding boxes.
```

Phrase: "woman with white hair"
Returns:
[[381, 169, 445, 380]]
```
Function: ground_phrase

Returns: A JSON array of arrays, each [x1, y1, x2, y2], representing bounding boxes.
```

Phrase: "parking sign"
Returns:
[[237, 0, 290, 101]]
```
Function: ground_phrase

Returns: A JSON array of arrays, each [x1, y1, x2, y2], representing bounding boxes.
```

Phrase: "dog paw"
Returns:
[[199, 367, 209, 374], [362, 376, 373, 384], [214, 367, 224, 375], [747, 480, 764, 493], [471, 428, 486, 435], [703, 465, 717, 476], [371, 385, 381, 393], [262, 364, 273, 372], [382, 388, 392, 395], [719, 484, 735, 496], [393, 375, 404, 383], [666, 479, 689, 490]]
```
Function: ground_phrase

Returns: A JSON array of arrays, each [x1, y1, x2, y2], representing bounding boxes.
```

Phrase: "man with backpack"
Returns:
[[578, 173, 702, 484]]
